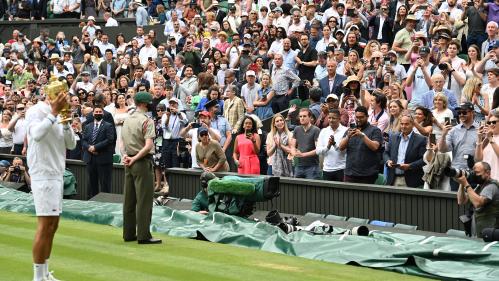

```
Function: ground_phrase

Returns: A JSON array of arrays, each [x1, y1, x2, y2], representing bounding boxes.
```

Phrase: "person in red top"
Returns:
[[233, 116, 261, 175]]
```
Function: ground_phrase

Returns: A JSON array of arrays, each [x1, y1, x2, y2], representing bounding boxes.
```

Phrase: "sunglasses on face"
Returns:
[[487, 120, 497, 125], [457, 111, 469, 115]]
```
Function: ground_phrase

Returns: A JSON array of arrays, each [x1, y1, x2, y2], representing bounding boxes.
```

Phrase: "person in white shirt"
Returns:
[[440, 41, 466, 101], [314, 51, 328, 82], [26, 93, 76, 281], [53, 60, 70, 78], [240, 70, 261, 114], [335, 48, 346, 76], [104, 12, 119, 27], [179, 111, 221, 168], [437, 0, 463, 24], [316, 109, 348, 181], [74, 71, 95, 93], [8, 103, 27, 155], [94, 33, 116, 57], [164, 11, 186, 36], [138, 35, 158, 66]]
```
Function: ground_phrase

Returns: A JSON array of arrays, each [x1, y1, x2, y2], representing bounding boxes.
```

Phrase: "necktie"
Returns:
[[447, 73, 452, 90], [92, 123, 99, 143], [107, 63, 111, 79], [340, 17, 343, 29]]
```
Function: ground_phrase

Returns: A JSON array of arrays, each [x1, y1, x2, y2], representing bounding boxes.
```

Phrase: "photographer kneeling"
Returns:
[[456, 161, 499, 238], [2, 157, 31, 187]]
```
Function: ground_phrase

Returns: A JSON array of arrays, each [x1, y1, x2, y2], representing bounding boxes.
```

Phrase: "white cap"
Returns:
[[246, 70, 256, 77], [326, 94, 339, 101]]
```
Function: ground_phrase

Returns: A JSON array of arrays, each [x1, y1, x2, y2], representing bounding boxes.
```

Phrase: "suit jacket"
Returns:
[[128, 78, 151, 90], [368, 16, 393, 44], [84, 110, 116, 144], [319, 74, 347, 102], [383, 132, 427, 187], [98, 60, 118, 80], [81, 120, 115, 165]]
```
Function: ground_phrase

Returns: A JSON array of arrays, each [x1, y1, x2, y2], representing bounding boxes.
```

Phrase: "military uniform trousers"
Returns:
[[123, 157, 154, 241]]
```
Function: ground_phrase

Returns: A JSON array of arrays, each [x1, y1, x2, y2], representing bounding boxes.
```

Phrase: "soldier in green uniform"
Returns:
[[121, 92, 162, 244]]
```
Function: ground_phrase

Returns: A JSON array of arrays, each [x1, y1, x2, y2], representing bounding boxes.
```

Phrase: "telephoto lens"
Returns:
[[265, 210, 283, 225], [351, 225, 369, 236], [482, 228, 499, 242]]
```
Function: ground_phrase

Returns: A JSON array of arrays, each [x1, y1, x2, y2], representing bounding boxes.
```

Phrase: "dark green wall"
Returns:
[[0, 19, 168, 44]]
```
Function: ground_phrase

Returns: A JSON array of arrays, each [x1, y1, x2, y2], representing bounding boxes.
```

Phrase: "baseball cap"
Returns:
[[455, 102, 474, 111], [244, 33, 251, 39], [419, 46, 430, 55], [198, 127, 209, 136], [204, 99, 219, 109], [169, 97, 181, 104], [326, 94, 339, 101], [199, 111, 211, 118], [246, 70, 256, 77], [387, 50, 398, 57]]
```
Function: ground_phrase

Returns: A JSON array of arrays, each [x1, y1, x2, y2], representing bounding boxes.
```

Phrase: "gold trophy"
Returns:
[[44, 76, 72, 124]]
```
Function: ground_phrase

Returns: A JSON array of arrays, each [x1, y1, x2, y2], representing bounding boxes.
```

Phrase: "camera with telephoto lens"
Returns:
[[444, 154, 475, 178], [438, 63, 448, 71], [13, 166, 21, 173], [265, 210, 299, 234], [482, 228, 499, 242]]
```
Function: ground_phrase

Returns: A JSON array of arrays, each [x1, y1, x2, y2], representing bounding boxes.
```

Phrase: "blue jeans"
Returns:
[[294, 165, 321, 180]]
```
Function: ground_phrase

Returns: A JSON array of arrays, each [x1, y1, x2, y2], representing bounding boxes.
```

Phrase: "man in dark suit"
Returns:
[[211, 2, 226, 25], [319, 60, 347, 102], [384, 114, 427, 188], [82, 106, 116, 199], [98, 49, 118, 81], [368, 4, 393, 44]]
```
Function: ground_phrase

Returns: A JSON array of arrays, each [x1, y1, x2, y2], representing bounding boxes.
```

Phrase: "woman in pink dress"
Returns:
[[233, 116, 261, 175]]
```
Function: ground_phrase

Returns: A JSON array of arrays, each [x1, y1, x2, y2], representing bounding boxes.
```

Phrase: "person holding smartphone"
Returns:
[[233, 116, 261, 175], [339, 106, 383, 184]]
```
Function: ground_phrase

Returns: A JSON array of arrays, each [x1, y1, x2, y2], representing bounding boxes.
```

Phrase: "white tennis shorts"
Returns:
[[31, 178, 64, 216]]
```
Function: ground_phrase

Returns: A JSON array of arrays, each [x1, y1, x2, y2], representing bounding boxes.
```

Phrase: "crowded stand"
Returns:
[[0, 0, 498, 197]]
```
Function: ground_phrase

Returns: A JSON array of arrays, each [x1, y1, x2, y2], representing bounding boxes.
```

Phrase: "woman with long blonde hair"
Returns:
[[344, 50, 364, 80], [253, 73, 275, 120], [363, 40, 381, 61], [431, 93, 453, 141], [461, 77, 489, 122], [266, 113, 293, 177], [385, 82, 408, 109]]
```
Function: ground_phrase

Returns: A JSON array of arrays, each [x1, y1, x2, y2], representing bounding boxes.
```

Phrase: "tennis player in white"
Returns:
[[26, 92, 76, 281]]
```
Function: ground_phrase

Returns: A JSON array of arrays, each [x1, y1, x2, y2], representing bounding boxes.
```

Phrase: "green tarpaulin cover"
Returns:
[[1, 187, 498, 281]]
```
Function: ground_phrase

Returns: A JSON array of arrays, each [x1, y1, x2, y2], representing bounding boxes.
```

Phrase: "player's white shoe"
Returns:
[[46, 271, 62, 281]]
